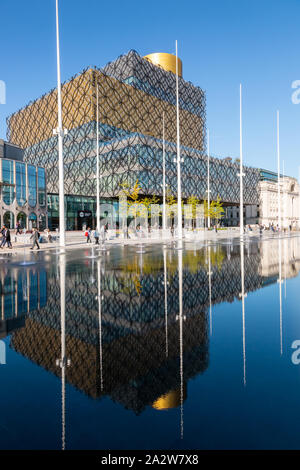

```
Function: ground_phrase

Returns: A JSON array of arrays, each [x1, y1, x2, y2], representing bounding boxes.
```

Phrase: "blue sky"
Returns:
[[0, 0, 300, 176]]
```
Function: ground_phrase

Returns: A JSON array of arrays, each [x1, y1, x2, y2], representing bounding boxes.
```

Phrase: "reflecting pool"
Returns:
[[1, 236, 300, 449]]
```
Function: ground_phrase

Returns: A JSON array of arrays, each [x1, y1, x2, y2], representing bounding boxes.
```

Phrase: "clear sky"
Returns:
[[0, 0, 300, 177]]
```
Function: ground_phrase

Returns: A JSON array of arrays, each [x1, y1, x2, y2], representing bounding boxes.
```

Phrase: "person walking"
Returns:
[[16, 222, 22, 235], [2, 227, 12, 249], [0, 226, 6, 248], [30, 228, 40, 250], [86, 227, 92, 244], [94, 228, 99, 245]]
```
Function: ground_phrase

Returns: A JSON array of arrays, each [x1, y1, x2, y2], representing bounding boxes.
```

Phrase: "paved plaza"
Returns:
[[0, 228, 299, 254]]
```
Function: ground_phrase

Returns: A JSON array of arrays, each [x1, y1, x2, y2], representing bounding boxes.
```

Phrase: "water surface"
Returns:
[[0, 236, 299, 449]]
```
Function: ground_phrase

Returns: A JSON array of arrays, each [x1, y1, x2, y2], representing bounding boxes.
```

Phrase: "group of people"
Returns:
[[0, 225, 47, 251], [84, 225, 108, 244], [0, 226, 12, 249]]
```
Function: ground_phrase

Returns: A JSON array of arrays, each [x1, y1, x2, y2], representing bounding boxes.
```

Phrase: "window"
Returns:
[[28, 212, 37, 229], [3, 211, 14, 229], [2, 160, 14, 205], [17, 212, 27, 229], [28, 165, 37, 207], [16, 162, 26, 206], [38, 213, 46, 231], [38, 167, 46, 206]]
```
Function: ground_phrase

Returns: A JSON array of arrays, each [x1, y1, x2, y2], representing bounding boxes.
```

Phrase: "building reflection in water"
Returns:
[[3, 238, 300, 435], [0, 266, 47, 339]]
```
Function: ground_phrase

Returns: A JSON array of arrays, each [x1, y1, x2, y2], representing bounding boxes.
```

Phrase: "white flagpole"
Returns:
[[207, 129, 211, 229], [96, 81, 100, 231], [282, 159, 285, 230], [277, 110, 281, 230], [239, 84, 244, 240], [55, 0, 66, 248], [162, 111, 166, 232], [175, 40, 183, 239]]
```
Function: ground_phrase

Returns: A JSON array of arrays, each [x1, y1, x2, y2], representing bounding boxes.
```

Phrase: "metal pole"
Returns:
[[283, 159, 285, 230], [208, 244, 212, 335], [240, 240, 247, 386], [55, 0, 66, 248], [96, 80, 100, 231], [59, 254, 66, 449], [163, 247, 168, 357], [239, 84, 244, 240], [178, 248, 184, 438], [278, 237, 283, 355], [162, 112, 166, 232], [277, 110, 281, 230], [97, 258, 103, 390], [207, 129, 211, 229], [175, 40, 183, 239]]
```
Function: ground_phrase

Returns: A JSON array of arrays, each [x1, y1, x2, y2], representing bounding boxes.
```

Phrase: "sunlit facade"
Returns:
[[225, 169, 300, 228], [0, 140, 47, 230], [7, 50, 260, 230]]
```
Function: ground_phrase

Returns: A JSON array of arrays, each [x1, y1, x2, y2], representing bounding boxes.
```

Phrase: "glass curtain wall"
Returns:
[[38, 167, 46, 207], [27, 165, 37, 208], [2, 159, 14, 205], [15, 162, 26, 206]]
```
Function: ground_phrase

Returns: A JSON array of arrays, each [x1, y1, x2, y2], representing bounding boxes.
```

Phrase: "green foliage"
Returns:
[[203, 195, 225, 225], [210, 195, 225, 222]]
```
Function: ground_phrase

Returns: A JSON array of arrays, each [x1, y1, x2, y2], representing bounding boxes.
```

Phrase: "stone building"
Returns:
[[258, 169, 299, 228], [0, 139, 47, 230]]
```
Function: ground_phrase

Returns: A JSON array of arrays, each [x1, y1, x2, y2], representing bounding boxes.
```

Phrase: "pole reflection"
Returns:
[[240, 240, 247, 387], [4, 238, 300, 442]]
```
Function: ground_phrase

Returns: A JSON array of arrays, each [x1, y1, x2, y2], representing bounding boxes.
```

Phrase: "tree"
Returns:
[[186, 195, 200, 228], [120, 179, 141, 202], [203, 196, 225, 227], [210, 195, 225, 224], [119, 179, 145, 228], [166, 186, 177, 207], [140, 195, 160, 220]]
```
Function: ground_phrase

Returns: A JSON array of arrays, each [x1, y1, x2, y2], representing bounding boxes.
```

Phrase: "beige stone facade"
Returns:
[[258, 176, 300, 228]]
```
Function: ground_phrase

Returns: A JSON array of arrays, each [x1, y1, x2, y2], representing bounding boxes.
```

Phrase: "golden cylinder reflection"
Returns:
[[143, 53, 182, 77], [152, 386, 186, 410]]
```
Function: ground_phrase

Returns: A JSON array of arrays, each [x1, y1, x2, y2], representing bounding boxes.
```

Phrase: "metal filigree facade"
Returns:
[[6, 50, 260, 207]]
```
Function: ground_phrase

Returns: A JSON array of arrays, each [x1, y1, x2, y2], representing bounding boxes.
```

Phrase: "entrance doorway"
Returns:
[[77, 210, 93, 230]]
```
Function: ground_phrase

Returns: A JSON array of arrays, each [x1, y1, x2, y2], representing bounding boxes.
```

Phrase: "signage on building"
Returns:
[[78, 210, 92, 218]]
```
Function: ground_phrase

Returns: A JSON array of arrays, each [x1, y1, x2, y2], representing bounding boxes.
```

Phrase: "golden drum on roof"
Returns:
[[143, 53, 182, 77]]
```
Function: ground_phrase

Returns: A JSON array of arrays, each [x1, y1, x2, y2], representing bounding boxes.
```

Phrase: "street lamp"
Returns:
[[162, 111, 166, 233], [53, 0, 67, 248], [175, 40, 183, 239], [207, 129, 211, 229], [96, 79, 101, 231], [238, 84, 245, 240], [277, 110, 281, 230]]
